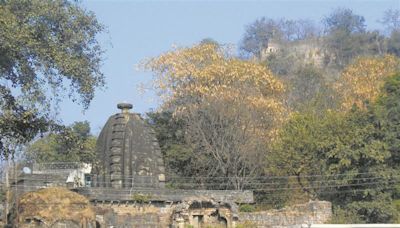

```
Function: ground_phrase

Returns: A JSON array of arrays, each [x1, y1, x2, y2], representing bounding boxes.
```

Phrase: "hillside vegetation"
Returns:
[[144, 8, 400, 223]]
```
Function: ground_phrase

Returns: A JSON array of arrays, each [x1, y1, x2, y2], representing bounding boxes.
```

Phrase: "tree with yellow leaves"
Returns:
[[335, 55, 400, 111], [144, 42, 287, 190]]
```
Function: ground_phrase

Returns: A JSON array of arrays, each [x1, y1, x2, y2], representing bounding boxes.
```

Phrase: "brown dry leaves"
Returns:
[[335, 55, 400, 111], [144, 43, 287, 138]]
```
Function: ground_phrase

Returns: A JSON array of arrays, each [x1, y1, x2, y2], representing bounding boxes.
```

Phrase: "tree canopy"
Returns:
[[323, 8, 366, 34], [271, 73, 400, 222], [144, 43, 287, 189], [240, 17, 319, 58], [0, 0, 104, 158], [380, 9, 400, 33], [334, 55, 400, 111], [25, 121, 97, 163]]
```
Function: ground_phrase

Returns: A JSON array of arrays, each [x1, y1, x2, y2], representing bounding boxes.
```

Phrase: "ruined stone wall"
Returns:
[[11, 186, 331, 227], [238, 201, 332, 228], [91, 200, 331, 228], [92, 200, 236, 228], [94, 203, 171, 227]]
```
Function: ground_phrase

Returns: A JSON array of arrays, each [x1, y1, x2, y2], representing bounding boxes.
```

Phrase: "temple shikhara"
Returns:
[[92, 102, 166, 189]]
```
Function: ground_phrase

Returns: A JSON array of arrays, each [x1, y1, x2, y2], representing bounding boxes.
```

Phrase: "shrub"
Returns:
[[239, 204, 256, 212], [131, 193, 151, 203]]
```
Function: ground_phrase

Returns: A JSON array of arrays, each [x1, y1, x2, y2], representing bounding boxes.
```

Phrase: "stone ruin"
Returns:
[[9, 103, 331, 227], [11, 103, 254, 227]]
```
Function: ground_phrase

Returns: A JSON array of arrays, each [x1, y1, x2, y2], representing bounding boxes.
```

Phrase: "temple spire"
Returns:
[[117, 102, 133, 114]]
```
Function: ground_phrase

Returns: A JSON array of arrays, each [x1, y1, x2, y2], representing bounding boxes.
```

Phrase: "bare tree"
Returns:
[[180, 87, 274, 190], [380, 9, 400, 34]]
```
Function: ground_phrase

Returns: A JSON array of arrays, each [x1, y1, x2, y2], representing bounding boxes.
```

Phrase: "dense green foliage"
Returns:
[[0, 0, 104, 159], [323, 9, 385, 69], [271, 74, 400, 223], [25, 121, 97, 163], [146, 111, 194, 177]]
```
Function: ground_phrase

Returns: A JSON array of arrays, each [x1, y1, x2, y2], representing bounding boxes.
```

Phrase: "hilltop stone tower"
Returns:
[[92, 103, 165, 188], [260, 38, 280, 60]]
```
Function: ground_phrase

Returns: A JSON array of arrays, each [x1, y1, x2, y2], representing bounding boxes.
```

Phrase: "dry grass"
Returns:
[[17, 187, 95, 225]]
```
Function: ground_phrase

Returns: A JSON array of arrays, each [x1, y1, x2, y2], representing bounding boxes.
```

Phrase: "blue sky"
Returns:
[[58, 0, 400, 134]]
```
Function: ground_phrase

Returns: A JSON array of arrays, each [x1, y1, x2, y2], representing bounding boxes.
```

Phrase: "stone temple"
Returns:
[[92, 103, 165, 189], [9, 103, 332, 227]]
